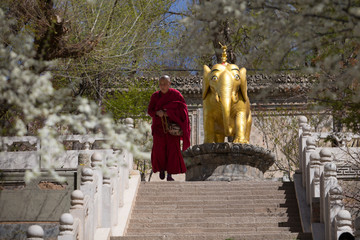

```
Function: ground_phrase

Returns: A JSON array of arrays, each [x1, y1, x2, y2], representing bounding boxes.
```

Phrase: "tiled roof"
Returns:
[[108, 74, 314, 107], [171, 74, 313, 95]]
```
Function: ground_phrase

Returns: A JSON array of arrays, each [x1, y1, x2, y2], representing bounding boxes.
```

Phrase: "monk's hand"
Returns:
[[156, 110, 164, 117]]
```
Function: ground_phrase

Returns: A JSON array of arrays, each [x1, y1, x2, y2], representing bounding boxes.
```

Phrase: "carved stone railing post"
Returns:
[[321, 163, 337, 228], [319, 149, 332, 176], [107, 156, 119, 228], [114, 149, 125, 208], [307, 151, 319, 204], [303, 135, 315, 188], [310, 152, 321, 223], [102, 169, 112, 228], [310, 152, 321, 198], [80, 167, 94, 193], [298, 116, 308, 168], [125, 118, 134, 173], [299, 122, 311, 176], [78, 144, 91, 167], [127, 151, 133, 184], [298, 116, 308, 136], [121, 149, 130, 190], [77, 143, 91, 189], [91, 152, 103, 229], [27, 225, 44, 240], [335, 210, 353, 240], [355, 217, 360, 240], [69, 190, 90, 240], [91, 152, 103, 168], [328, 185, 344, 240], [71, 190, 84, 209], [58, 213, 77, 240], [113, 150, 121, 201], [125, 118, 134, 129], [80, 168, 95, 240], [319, 149, 332, 224]]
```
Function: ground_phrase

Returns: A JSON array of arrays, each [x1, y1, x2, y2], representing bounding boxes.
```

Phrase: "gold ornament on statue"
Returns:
[[202, 43, 252, 143], [219, 42, 227, 64]]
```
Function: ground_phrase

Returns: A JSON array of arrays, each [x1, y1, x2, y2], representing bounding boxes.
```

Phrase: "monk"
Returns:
[[147, 75, 190, 181]]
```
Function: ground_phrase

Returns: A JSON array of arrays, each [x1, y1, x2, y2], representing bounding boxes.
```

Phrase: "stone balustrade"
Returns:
[[18, 146, 136, 240], [298, 116, 359, 240], [0, 134, 115, 169], [0, 138, 134, 225], [54, 149, 138, 240], [0, 119, 139, 239]]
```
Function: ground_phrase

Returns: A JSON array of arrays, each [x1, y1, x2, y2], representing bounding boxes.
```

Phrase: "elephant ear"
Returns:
[[202, 65, 211, 100], [239, 67, 248, 102]]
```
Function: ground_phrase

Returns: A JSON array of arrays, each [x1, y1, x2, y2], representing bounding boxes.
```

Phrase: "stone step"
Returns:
[[133, 202, 299, 209], [128, 215, 301, 224], [121, 181, 309, 240], [137, 184, 296, 192], [126, 226, 303, 235], [126, 221, 302, 231], [138, 181, 294, 186], [136, 184, 295, 194], [113, 232, 313, 240], [139, 181, 291, 186], [137, 182, 295, 188], [131, 206, 300, 215], [136, 199, 296, 205], [134, 197, 297, 204], [136, 191, 295, 198], [137, 192, 296, 198], [129, 212, 301, 221], [137, 190, 296, 196]]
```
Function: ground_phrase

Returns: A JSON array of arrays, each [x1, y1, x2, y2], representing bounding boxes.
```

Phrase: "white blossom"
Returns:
[[0, 9, 151, 183]]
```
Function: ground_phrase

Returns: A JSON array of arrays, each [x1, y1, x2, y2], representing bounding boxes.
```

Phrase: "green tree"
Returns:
[[105, 78, 158, 121], [1, 0, 186, 130], [0, 8, 151, 182], [180, 0, 360, 133], [51, 0, 178, 103]]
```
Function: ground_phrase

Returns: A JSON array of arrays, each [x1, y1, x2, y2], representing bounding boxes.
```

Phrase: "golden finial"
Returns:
[[219, 42, 227, 65]]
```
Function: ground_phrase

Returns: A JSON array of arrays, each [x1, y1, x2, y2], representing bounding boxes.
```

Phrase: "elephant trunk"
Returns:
[[219, 87, 233, 136]]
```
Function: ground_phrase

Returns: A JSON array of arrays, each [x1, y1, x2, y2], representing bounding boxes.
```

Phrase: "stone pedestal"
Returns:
[[183, 143, 275, 181]]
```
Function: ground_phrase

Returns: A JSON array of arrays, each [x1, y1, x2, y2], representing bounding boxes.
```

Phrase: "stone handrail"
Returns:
[[22, 119, 139, 240], [0, 134, 105, 151], [297, 116, 360, 240], [0, 135, 113, 169], [0, 118, 136, 170], [0, 136, 95, 170], [38, 149, 138, 240], [0, 118, 135, 171]]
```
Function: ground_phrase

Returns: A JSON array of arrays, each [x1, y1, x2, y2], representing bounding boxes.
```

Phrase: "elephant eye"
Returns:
[[234, 74, 240, 81], [211, 75, 218, 81]]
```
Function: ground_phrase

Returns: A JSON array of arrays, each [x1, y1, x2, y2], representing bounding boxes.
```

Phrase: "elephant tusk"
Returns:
[[215, 93, 220, 102]]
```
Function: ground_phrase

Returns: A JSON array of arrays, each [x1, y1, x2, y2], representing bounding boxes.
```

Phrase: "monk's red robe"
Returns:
[[147, 88, 190, 174]]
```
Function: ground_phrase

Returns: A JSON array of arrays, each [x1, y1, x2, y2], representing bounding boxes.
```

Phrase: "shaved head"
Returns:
[[159, 75, 171, 94], [159, 75, 170, 83]]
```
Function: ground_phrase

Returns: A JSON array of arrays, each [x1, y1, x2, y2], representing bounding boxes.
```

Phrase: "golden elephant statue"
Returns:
[[202, 62, 252, 144]]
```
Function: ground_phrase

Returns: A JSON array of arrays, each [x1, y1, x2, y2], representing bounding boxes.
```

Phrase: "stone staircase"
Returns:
[[112, 181, 313, 240]]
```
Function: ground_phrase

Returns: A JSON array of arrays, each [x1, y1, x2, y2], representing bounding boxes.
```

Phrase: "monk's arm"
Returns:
[[147, 93, 157, 118], [165, 92, 186, 122]]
